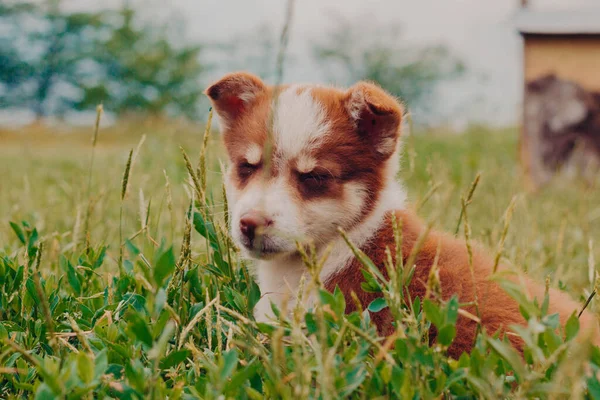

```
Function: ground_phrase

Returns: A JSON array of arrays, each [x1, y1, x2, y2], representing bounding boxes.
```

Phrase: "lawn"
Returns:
[[1, 118, 600, 399]]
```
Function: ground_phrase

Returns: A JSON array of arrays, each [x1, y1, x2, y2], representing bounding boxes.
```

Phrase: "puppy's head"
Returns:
[[206, 72, 403, 260]]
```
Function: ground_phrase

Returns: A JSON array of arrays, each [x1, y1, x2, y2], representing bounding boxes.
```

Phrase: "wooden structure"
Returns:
[[518, 9, 600, 90], [516, 8, 600, 187]]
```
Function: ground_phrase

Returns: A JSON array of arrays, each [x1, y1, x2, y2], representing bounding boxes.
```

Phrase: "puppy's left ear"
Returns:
[[345, 81, 403, 158]]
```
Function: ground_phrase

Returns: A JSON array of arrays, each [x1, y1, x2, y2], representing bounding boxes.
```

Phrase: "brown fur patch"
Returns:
[[325, 209, 597, 358]]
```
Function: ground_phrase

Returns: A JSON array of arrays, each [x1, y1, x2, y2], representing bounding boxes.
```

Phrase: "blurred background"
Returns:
[[0, 0, 597, 129]]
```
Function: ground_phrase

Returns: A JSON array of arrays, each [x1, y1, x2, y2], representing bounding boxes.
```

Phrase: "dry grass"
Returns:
[[1, 120, 600, 398]]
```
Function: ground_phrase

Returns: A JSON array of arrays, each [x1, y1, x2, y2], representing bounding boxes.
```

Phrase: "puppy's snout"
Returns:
[[240, 211, 272, 243]]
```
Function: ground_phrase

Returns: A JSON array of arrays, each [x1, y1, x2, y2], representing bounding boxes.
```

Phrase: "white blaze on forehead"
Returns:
[[273, 86, 330, 158], [244, 144, 262, 165]]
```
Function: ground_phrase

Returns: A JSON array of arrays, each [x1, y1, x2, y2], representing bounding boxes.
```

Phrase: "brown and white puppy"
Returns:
[[205, 72, 598, 357]]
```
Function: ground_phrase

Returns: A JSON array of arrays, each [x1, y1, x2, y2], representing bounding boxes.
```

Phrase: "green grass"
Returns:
[[1, 119, 600, 399]]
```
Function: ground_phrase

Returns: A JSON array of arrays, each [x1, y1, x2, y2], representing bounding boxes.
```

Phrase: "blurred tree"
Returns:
[[313, 17, 465, 119], [0, 0, 108, 118], [0, 1, 206, 120], [76, 6, 206, 120], [0, 2, 35, 109]]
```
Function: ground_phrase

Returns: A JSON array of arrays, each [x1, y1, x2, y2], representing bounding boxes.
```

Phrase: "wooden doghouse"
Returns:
[[516, 8, 600, 187]]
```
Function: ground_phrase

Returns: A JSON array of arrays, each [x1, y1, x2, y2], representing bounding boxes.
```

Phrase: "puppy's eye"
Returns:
[[237, 162, 260, 179], [298, 171, 330, 192]]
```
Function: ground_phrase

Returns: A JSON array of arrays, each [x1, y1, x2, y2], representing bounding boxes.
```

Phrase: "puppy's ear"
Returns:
[[345, 81, 403, 158], [205, 72, 267, 128]]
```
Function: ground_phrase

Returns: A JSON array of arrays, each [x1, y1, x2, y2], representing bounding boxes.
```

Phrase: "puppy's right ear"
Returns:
[[205, 72, 267, 128]]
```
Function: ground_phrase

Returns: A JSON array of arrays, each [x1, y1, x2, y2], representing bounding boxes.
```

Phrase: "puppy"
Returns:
[[205, 72, 598, 357]]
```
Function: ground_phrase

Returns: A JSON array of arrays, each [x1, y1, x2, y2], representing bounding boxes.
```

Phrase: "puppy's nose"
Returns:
[[240, 212, 272, 243]]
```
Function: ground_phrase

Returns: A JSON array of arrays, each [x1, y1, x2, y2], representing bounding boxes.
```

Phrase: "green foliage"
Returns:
[[0, 2, 37, 109], [2, 216, 597, 398], [0, 1, 205, 119], [76, 6, 206, 119], [1, 121, 600, 398], [0, 0, 113, 117]]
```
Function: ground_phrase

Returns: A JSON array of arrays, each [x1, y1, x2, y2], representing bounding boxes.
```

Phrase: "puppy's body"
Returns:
[[327, 209, 599, 357], [206, 72, 598, 355]]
